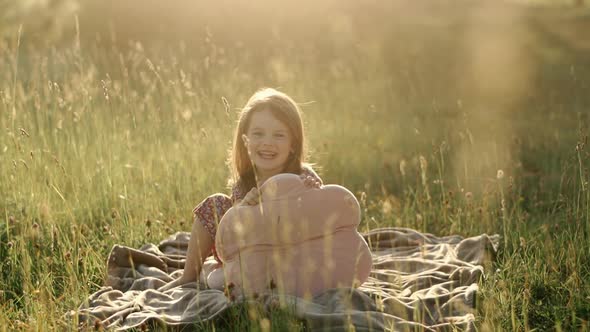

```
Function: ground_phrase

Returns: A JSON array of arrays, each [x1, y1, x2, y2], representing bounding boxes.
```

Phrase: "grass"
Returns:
[[1, 0, 590, 330]]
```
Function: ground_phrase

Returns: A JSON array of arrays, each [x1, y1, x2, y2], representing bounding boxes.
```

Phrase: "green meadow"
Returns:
[[1, 0, 590, 330]]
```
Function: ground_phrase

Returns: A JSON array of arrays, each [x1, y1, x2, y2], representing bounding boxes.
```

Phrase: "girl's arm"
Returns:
[[159, 194, 232, 291]]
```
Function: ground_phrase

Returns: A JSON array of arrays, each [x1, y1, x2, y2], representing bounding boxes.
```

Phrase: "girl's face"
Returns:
[[244, 109, 293, 180]]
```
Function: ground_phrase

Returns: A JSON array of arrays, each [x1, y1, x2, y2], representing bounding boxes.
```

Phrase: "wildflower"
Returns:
[[7, 241, 13, 249], [8, 215, 15, 225], [465, 192, 473, 200], [497, 169, 504, 180]]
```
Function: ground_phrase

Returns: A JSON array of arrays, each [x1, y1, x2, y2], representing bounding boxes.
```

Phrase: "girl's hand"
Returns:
[[158, 275, 190, 292], [301, 174, 322, 189], [240, 187, 261, 206]]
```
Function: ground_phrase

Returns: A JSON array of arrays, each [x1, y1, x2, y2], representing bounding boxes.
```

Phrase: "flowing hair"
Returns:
[[228, 88, 307, 192]]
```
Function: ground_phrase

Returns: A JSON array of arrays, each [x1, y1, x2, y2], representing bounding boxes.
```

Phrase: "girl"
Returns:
[[160, 88, 322, 291]]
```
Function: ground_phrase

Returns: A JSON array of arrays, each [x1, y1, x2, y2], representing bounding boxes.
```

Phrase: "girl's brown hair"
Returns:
[[228, 88, 306, 192]]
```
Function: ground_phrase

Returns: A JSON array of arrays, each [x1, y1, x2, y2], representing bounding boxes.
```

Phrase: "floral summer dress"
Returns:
[[192, 166, 323, 263]]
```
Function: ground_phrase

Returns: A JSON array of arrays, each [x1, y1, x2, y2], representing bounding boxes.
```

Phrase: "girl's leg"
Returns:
[[182, 218, 214, 282], [158, 219, 213, 291], [206, 266, 225, 290], [159, 193, 231, 291], [199, 257, 219, 284]]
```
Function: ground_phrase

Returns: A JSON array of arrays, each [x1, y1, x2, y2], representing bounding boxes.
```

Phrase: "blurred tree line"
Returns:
[[0, 0, 587, 47]]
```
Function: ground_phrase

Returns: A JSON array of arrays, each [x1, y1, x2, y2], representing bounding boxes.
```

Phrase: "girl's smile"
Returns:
[[244, 109, 292, 183]]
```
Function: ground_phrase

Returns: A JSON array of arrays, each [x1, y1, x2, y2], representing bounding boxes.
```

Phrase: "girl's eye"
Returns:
[[251, 132, 263, 137], [274, 133, 285, 138]]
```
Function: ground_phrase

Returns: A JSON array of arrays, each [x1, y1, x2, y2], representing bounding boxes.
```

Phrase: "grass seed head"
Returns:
[[519, 237, 527, 248], [19, 128, 30, 137], [399, 159, 407, 177], [222, 96, 230, 116]]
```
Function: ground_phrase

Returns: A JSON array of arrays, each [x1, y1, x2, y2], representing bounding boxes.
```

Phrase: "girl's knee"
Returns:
[[206, 267, 225, 290]]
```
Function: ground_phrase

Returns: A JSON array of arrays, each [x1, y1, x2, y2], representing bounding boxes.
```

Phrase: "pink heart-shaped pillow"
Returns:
[[215, 173, 372, 298]]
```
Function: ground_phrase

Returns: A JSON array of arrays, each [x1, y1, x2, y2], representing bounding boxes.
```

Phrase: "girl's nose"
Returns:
[[261, 137, 274, 146]]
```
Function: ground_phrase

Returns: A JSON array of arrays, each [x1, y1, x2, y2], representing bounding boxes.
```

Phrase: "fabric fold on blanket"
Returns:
[[76, 227, 499, 331]]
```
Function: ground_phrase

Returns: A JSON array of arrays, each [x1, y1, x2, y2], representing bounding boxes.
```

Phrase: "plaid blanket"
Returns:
[[76, 227, 498, 331]]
